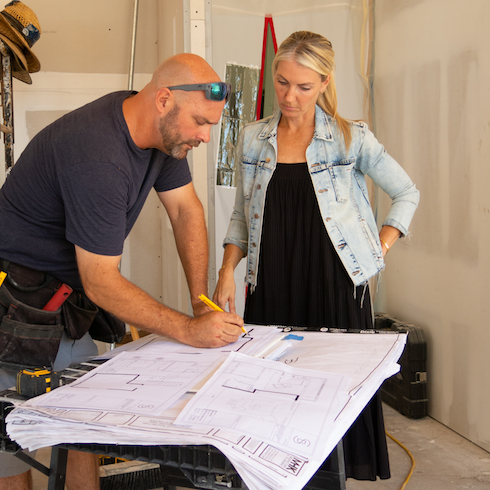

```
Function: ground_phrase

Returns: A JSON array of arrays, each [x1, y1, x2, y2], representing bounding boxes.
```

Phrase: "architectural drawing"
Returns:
[[175, 352, 350, 460]]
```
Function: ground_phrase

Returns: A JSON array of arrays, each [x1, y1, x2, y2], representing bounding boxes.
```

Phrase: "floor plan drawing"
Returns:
[[27, 351, 225, 416], [175, 352, 350, 460], [7, 331, 407, 490]]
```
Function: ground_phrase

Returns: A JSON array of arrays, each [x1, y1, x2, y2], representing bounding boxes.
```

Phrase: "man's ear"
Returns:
[[156, 87, 172, 114]]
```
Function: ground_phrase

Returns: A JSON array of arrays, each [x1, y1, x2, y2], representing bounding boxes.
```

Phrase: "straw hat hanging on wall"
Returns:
[[0, 0, 41, 84]]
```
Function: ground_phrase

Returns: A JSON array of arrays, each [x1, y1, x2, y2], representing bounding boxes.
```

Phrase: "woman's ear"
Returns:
[[321, 74, 332, 93]]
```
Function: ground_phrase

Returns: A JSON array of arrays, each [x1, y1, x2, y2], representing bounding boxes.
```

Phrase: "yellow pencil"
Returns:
[[0, 271, 6, 288], [198, 294, 248, 334]]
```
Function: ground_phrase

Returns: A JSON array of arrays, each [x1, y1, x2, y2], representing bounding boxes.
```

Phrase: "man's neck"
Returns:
[[122, 92, 154, 150]]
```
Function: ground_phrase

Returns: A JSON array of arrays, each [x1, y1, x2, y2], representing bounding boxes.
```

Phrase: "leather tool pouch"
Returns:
[[0, 260, 125, 371]]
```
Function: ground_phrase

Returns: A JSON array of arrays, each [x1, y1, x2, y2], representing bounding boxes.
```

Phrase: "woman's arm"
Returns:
[[357, 126, 420, 238], [379, 225, 402, 257], [213, 244, 246, 313]]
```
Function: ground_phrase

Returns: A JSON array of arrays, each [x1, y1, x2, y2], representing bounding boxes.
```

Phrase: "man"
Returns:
[[0, 53, 244, 490]]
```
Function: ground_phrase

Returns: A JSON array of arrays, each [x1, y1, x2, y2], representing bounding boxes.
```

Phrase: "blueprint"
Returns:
[[7, 393, 323, 490], [175, 352, 349, 460], [27, 351, 225, 416], [6, 330, 407, 490], [98, 325, 283, 359]]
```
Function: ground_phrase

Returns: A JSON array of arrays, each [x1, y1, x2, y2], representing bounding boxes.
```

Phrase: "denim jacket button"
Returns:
[[257, 184, 262, 190], [252, 242, 257, 247], [254, 213, 259, 219], [265, 158, 271, 163], [325, 217, 331, 222]]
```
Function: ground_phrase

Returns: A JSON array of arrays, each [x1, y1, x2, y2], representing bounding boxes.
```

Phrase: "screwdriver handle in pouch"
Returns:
[[43, 283, 73, 311]]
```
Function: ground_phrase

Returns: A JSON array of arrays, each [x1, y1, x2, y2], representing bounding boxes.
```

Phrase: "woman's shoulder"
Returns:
[[327, 112, 367, 131], [240, 113, 278, 142], [316, 106, 367, 134], [242, 117, 271, 132], [347, 119, 368, 141], [348, 119, 367, 129], [243, 113, 276, 130], [317, 109, 373, 153]]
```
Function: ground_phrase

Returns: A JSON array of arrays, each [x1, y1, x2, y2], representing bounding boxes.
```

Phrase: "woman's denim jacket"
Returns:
[[224, 106, 420, 288]]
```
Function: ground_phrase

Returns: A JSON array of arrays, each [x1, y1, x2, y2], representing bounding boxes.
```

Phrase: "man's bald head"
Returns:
[[123, 53, 225, 153], [151, 53, 221, 91]]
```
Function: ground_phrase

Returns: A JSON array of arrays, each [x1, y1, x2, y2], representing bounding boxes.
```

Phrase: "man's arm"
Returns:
[[158, 182, 210, 316], [76, 247, 243, 347]]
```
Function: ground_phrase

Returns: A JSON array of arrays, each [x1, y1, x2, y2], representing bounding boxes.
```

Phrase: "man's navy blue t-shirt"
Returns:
[[0, 91, 192, 288]]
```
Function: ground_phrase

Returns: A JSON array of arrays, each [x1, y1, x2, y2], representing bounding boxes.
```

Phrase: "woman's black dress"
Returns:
[[244, 163, 390, 481]]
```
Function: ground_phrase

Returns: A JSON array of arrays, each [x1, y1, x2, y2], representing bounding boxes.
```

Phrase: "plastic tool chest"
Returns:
[[375, 312, 428, 419]]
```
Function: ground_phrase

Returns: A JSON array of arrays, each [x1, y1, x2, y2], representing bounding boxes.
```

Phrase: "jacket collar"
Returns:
[[258, 111, 281, 139], [258, 104, 334, 141], [313, 105, 334, 141]]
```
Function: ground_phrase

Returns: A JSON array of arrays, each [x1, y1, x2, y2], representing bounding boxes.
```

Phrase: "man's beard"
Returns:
[[159, 104, 200, 160]]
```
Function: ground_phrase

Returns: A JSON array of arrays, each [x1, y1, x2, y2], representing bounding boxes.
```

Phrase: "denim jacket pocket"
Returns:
[[241, 157, 258, 200], [354, 168, 371, 204], [360, 218, 383, 259], [327, 158, 355, 203]]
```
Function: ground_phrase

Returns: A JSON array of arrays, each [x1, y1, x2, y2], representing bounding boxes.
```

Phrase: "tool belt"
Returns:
[[0, 259, 125, 371]]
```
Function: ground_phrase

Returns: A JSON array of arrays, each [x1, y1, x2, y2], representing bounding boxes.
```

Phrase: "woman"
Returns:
[[213, 31, 419, 480]]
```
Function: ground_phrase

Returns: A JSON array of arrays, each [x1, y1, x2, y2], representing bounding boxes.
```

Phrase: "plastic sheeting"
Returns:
[[217, 63, 260, 187]]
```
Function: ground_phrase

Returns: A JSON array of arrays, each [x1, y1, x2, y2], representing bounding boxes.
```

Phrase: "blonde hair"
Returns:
[[273, 31, 352, 151]]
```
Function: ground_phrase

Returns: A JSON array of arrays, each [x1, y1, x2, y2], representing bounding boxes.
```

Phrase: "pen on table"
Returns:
[[0, 271, 6, 288], [198, 294, 248, 334]]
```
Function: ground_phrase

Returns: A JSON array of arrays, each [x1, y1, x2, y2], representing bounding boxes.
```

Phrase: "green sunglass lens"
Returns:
[[210, 83, 226, 100]]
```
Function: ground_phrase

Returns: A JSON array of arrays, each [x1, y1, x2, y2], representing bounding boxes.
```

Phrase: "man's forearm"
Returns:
[[81, 263, 192, 340], [170, 202, 209, 312], [76, 241, 244, 349]]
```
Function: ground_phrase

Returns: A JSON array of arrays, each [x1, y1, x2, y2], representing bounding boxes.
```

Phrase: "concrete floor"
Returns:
[[348, 404, 490, 490], [31, 403, 490, 490]]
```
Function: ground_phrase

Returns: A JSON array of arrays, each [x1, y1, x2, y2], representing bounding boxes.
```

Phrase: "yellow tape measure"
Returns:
[[17, 368, 61, 398]]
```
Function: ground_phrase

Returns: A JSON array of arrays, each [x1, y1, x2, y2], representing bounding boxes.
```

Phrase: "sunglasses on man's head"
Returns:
[[167, 82, 232, 102]]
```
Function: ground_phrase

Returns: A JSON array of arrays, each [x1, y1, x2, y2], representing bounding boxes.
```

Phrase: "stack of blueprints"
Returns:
[[6, 326, 407, 490]]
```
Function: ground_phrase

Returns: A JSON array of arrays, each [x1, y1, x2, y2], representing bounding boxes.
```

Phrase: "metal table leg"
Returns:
[[47, 446, 68, 490]]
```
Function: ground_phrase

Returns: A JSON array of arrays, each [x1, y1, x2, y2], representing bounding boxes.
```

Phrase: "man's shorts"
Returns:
[[0, 332, 98, 478]]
